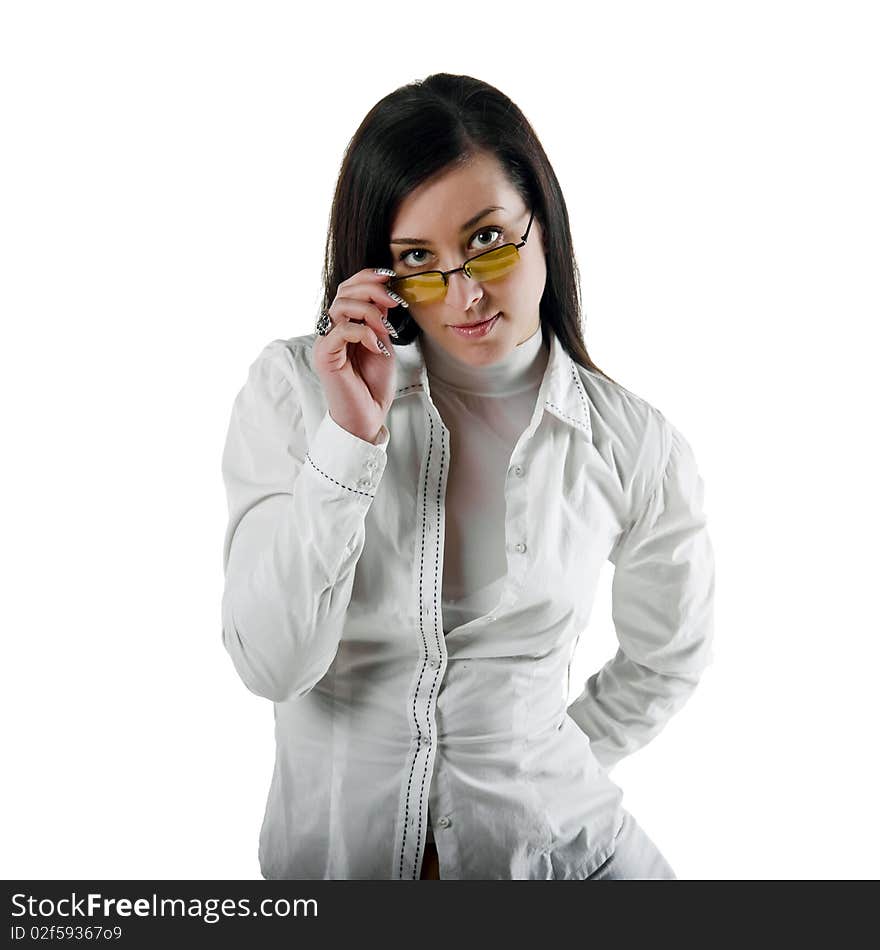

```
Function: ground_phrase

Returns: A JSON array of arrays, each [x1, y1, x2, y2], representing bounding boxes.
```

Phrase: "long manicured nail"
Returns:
[[381, 316, 399, 338], [374, 267, 397, 277], [376, 338, 391, 357], [387, 290, 409, 308]]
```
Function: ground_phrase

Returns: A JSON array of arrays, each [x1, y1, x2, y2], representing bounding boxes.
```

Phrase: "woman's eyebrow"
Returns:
[[390, 206, 506, 245]]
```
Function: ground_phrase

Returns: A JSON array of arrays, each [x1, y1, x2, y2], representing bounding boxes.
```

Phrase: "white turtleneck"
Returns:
[[419, 320, 548, 845], [420, 320, 549, 634]]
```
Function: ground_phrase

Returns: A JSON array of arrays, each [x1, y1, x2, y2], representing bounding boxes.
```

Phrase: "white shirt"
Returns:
[[220, 322, 715, 880], [418, 323, 549, 842]]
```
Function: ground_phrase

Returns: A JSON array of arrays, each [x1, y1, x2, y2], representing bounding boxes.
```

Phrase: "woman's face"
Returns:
[[388, 151, 547, 365]]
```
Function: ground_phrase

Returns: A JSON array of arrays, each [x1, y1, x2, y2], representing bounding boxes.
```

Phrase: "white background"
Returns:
[[2, 0, 877, 880]]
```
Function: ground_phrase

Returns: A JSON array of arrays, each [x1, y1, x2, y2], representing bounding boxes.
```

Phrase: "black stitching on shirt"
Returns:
[[398, 409, 437, 879], [544, 400, 583, 429], [304, 453, 375, 497], [412, 419, 446, 878], [571, 362, 590, 424], [544, 365, 591, 436]]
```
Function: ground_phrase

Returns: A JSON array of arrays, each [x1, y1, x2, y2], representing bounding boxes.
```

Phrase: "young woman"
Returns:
[[220, 73, 715, 880]]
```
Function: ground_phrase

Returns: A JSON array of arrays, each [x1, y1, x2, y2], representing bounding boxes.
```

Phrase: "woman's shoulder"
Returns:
[[577, 364, 671, 451], [576, 364, 705, 510], [246, 332, 321, 391]]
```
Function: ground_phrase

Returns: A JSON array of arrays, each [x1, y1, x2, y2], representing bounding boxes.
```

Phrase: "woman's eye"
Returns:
[[472, 226, 504, 250], [399, 248, 428, 267], [398, 226, 504, 268]]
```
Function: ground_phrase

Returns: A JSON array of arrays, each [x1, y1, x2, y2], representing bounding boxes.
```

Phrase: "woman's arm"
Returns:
[[566, 419, 715, 772], [220, 341, 389, 703]]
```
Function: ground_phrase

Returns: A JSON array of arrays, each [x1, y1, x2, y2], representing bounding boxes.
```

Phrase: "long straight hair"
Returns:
[[321, 72, 616, 383]]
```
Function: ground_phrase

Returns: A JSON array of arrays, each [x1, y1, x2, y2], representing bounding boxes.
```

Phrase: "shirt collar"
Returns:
[[391, 326, 593, 444]]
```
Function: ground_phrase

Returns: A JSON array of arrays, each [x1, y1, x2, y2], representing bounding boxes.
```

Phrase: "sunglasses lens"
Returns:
[[389, 273, 446, 305], [466, 245, 519, 281], [389, 245, 521, 305]]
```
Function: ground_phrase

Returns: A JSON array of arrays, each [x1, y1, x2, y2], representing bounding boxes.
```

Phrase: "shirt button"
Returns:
[[357, 477, 373, 490], [437, 815, 451, 829], [513, 464, 524, 477], [428, 657, 441, 669], [365, 459, 378, 471], [514, 542, 527, 554]]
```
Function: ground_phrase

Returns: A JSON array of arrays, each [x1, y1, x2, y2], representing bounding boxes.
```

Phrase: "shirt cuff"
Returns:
[[305, 410, 389, 496]]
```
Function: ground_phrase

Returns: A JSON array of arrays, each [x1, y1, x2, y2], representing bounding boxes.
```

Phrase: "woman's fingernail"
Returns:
[[387, 290, 409, 308], [374, 267, 397, 277], [376, 338, 391, 357], [381, 316, 399, 338]]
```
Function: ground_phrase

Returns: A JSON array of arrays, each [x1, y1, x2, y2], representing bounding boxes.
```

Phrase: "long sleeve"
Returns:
[[566, 420, 715, 773], [220, 342, 389, 703]]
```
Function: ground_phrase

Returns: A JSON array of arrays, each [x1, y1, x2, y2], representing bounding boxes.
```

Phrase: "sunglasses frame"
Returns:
[[388, 207, 536, 303]]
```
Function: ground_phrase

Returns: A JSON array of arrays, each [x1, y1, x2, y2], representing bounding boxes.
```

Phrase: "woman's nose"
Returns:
[[444, 269, 484, 311]]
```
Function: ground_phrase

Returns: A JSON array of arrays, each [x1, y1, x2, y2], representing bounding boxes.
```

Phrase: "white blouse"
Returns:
[[220, 321, 715, 879], [418, 323, 548, 842]]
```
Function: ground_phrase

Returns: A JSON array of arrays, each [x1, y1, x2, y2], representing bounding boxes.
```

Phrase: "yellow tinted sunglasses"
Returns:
[[388, 208, 535, 306]]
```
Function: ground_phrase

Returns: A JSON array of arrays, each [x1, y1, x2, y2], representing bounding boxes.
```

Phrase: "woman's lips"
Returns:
[[449, 312, 501, 338]]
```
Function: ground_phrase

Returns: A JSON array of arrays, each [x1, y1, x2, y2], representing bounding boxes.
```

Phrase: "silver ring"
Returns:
[[316, 309, 332, 336]]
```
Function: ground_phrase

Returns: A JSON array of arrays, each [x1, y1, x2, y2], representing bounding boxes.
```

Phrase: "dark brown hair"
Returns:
[[320, 72, 616, 383]]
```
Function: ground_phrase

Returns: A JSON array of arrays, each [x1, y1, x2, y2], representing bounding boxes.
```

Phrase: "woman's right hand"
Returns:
[[312, 267, 407, 444]]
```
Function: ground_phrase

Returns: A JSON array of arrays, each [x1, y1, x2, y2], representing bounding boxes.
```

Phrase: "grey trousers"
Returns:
[[586, 809, 677, 880]]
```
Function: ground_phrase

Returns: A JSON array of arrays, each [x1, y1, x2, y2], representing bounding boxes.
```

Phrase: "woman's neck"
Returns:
[[419, 322, 548, 396]]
